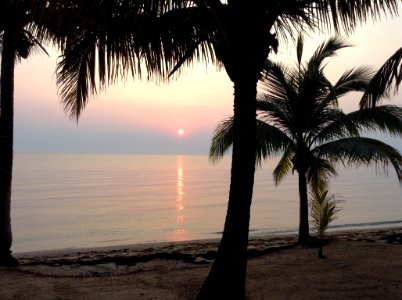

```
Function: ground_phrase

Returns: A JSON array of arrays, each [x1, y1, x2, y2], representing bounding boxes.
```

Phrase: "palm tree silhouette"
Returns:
[[0, 1, 50, 265], [210, 36, 402, 245], [36, 1, 400, 298]]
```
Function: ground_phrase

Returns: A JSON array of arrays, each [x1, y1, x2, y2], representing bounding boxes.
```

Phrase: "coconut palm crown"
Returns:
[[210, 36, 402, 245]]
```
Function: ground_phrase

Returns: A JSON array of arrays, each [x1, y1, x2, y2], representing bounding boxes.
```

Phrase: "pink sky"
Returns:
[[13, 15, 402, 154]]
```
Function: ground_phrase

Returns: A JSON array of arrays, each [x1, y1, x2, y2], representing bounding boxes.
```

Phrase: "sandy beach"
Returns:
[[1, 227, 401, 299]]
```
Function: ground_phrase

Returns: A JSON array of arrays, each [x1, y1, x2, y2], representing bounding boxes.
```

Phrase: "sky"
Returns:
[[13, 13, 402, 155]]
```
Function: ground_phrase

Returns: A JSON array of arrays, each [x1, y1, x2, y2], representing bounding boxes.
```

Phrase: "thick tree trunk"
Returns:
[[197, 78, 257, 299], [297, 170, 310, 245], [196, 2, 271, 298], [0, 26, 18, 266]]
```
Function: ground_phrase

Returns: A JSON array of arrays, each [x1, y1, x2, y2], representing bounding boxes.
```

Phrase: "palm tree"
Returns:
[[34, 1, 400, 298], [210, 36, 402, 246], [361, 46, 402, 108], [309, 188, 342, 258], [0, 1, 50, 265]]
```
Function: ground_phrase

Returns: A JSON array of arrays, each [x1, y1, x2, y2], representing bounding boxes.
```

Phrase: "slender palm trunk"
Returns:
[[297, 170, 310, 245], [318, 231, 324, 258], [197, 78, 257, 299], [0, 26, 18, 265]]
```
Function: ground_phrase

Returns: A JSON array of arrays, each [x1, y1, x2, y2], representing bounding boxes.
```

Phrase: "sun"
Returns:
[[177, 129, 185, 136]]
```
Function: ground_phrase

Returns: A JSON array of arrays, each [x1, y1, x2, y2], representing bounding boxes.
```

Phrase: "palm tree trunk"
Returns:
[[297, 170, 310, 245], [318, 231, 324, 258], [197, 78, 257, 299], [0, 25, 18, 266]]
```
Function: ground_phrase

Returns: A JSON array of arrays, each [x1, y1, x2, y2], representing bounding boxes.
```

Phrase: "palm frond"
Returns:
[[361, 47, 402, 108], [302, 0, 399, 34], [331, 66, 374, 97], [314, 137, 402, 183], [209, 116, 293, 166], [256, 120, 294, 165], [309, 188, 342, 235], [259, 60, 299, 134], [256, 97, 294, 136], [260, 60, 298, 104], [349, 105, 402, 137], [147, 6, 219, 79], [308, 36, 350, 69], [273, 148, 295, 185], [209, 117, 234, 163], [270, 4, 314, 48], [56, 33, 99, 120], [38, 1, 218, 119], [312, 108, 360, 146], [306, 157, 337, 193], [312, 105, 402, 147], [266, 0, 398, 41]]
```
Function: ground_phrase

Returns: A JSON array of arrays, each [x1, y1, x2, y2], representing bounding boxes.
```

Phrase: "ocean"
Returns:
[[11, 153, 402, 253]]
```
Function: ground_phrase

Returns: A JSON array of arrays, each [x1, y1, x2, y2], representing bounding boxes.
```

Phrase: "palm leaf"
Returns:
[[312, 105, 402, 148], [259, 61, 299, 136], [308, 36, 350, 70], [209, 116, 293, 166], [47, 1, 219, 119], [56, 33, 99, 119], [302, 0, 398, 34], [314, 137, 402, 182], [361, 47, 402, 108], [349, 105, 402, 137], [331, 66, 374, 98], [312, 109, 360, 145], [273, 148, 295, 185], [306, 157, 338, 193], [256, 120, 294, 165], [309, 189, 342, 235], [209, 117, 234, 163], [257, 97, 294, 137]]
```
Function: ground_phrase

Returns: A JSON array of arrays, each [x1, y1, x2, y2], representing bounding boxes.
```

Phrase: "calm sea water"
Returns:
[[11, 154, 402, 253]]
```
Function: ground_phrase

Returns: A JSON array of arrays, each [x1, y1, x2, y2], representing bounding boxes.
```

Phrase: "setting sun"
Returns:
[[177, 129, 184, 136]]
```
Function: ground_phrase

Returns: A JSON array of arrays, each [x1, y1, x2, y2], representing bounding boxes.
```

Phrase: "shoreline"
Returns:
[[14, 225, 402, 257], [14, 222, 402, 257], [12, 220, 402, 257], [1, 227, 401, 299], [11, 226, 402, 275]]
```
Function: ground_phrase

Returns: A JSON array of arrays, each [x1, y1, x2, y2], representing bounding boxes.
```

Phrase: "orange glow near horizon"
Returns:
[[14, 48, 234, 138]]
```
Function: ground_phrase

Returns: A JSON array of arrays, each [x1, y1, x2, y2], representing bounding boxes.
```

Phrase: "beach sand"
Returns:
[[1, 227, 401, 299]]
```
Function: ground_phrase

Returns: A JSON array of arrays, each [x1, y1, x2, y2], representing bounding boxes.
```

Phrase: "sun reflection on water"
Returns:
[[174, 155, 187, 241]]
